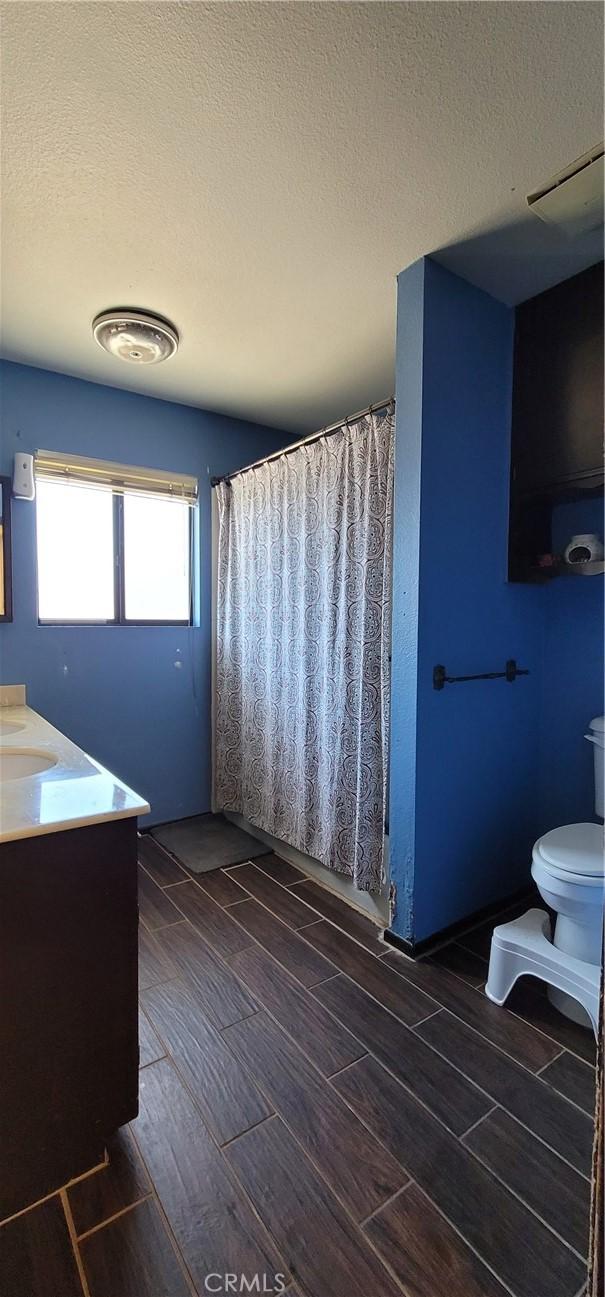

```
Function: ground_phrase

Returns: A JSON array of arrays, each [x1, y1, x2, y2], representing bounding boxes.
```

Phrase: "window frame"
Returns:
[[36, 487, 194, 628]]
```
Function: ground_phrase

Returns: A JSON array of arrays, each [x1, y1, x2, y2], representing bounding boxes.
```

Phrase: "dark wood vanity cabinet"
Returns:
[[509, 261, 604, 580], [0, 817, 139, 1219]]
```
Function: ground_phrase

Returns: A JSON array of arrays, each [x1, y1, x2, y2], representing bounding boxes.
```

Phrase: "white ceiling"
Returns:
[[1, 2, 603, 434]]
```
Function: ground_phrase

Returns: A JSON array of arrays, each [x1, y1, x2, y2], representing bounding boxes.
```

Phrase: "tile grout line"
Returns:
[[383, 946, 583, 1081], [0, 1157, 108, 1231], [148, 908, 589, 1293], [228, 868, 330, 934], [325, 1052, 369, 1081], [157, 889, 263, 955], [217, 953, 369, 1082], [358, 1179, 411, 1228], [405, 1015, 593, 1182], [0, 1189, 65, 1231], [497, 998, 596, 1068], [338, 1064, 584, 1296], [147, 888, 591, 1271], [138, 1004, 270, 1152], [139, 916, 186, 935], [312, 967, 593, 1185], [251, 859, 310, 890], [449, 958, 596, 1067], [409, 1007, 442, 1030], [457, 1102, 500, 1142], [153, 890, 592, 1187], [226, 908, 590, 1187], [215, 1001, 418, 1270], [132, 1108, 292, 1295], [307, 958, 441, 1028], [403, 1178, 521, 1297], [218, 984, 468, 1268], [221, 1105, 412, 1297], [217, 899, 342, 983], [459, 1133, 589, 1263], [334, 1084, 524, 1297], [234, 866, 386, 951], [221, 881, 326, 932], [219, 1111, 278, 1150], [326, 1067, 525, 1297], [126, 1130, 200, 1297], [138, 972, 182, 996], [306, 971, 342, 989], [381, 904, 597, 1067], [201, 862, 387, 962], [223, 933, 341, 993], [323, 1012, 498, 1140], [536, 1047, 566, 1074], [60, 1189, 92, 1297], [149, 910, 258, 970], [137, 860, 188, 889], [75, 1193, 153, 1242], [287, 875, 386, 929]]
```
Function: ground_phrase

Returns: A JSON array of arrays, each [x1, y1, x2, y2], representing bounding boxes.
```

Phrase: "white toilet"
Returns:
[[486, 716, 605, 1034]]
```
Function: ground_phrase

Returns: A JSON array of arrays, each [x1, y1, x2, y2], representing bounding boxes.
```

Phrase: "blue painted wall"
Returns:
[[0, 361, 287, 826], [390, 259, 545, 943]]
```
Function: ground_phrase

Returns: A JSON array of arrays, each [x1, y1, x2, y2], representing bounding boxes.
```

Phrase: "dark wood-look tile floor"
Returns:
[[1, 847, 594, 1297]]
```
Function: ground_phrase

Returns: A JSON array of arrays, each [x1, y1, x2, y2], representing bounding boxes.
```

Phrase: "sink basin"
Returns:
[[0, 748, 58, 781], [0, 720, 25, 736]]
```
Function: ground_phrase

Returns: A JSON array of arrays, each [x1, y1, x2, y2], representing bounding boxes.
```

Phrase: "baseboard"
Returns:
[[382, 929, 416, 958], [384, 884, 537, 960]]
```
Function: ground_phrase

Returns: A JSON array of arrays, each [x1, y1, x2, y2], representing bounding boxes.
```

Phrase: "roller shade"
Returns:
[[34, 450, 198, 505]]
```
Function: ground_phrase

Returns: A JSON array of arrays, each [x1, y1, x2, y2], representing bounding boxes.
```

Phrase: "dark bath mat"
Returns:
[[151, 813, 270, 874]]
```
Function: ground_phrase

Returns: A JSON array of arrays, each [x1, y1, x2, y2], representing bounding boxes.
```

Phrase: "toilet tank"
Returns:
[[586, 716, 605, 819]]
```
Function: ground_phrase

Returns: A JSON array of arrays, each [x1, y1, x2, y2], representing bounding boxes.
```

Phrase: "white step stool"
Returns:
[[485, 907, 601, 1038]]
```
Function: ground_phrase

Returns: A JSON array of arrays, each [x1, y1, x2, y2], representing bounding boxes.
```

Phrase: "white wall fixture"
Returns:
[[12, 452, 35, 500], [527, 143, 604, 238], [563, 532, 604, 575], [92, 310, 179, 365]]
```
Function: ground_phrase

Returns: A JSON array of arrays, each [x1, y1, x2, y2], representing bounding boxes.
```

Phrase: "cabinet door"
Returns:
[[511, 262, 604, 492]]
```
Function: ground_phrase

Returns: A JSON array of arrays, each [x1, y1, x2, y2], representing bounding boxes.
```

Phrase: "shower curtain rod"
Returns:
[[211, 395, 395, 487]]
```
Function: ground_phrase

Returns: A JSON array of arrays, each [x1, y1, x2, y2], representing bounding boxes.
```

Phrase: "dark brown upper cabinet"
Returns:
[[511, 261, 604, 494], [508, 262, 604, 581]]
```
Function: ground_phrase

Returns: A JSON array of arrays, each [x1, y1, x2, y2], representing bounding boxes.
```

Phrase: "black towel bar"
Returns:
[[433, 659, 529, 690]]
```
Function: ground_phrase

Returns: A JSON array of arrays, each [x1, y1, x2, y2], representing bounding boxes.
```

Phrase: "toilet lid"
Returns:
[[536, 823, 605, 877]]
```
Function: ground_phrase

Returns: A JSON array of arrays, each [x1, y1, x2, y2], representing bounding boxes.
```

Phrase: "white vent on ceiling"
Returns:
[[527, 143, 604, 238]]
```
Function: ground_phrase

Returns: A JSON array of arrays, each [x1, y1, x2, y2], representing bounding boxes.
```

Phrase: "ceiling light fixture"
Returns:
[[92, 309, 179, 364]]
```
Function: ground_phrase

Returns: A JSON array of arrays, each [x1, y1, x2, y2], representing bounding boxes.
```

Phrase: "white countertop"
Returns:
[[0, 705, 150, 843]]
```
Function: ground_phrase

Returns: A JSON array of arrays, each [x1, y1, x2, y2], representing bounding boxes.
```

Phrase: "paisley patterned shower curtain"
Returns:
[[214, 407, 394, 893]]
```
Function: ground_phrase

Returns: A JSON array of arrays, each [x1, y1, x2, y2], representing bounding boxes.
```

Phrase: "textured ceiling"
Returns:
[[1, 2, 603, 433]]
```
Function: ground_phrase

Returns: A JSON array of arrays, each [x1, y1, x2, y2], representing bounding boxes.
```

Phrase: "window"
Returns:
[[123, 493, 190, 622], [35, 452, 196, 625]]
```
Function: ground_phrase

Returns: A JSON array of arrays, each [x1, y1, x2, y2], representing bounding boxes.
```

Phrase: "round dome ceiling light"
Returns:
[[92, 310, 179, 364]]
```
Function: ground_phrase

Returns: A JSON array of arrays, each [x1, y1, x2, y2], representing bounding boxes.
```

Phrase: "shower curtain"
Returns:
[[214, 407, 394, 893]]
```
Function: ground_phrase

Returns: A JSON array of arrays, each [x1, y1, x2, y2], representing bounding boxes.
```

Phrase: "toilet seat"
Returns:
[[533, 823, 604, 884]]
